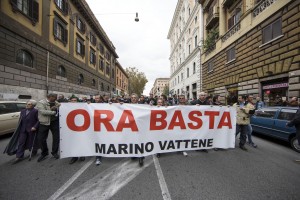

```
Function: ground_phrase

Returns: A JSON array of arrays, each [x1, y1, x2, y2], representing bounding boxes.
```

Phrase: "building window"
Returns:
[[90, 48, 96, 65], [189, 45, 191, 54], [54, 0, 68, 15], [228, 9, 241, 30], [193, 62, 196, 74], [16, 49, 33, 67], [101, 83, 104, 91], [99, 58, 104, 71], [106, 52, 111, 61], [10, 0, 39, 25], [92, 79, 96, 87], [78, 74, 84, 85], [187, 68, 189, 78], [227, 47, 235, 62], [195, 35, 198, 48], [106, 65, 110, 75], [90, 32, 96, 46], [76, 16, 85, 33], [99, 44, 104, 55], [263, 18, 282, 44], [76, 37, 85, 56], [178, 76, 179, 83], [111, 69, 115, 79], [195, 16, 197, 24], [57, 65, 66, 77], [53, 17, 68, 45], [107, 86, 110, 91], [208, 61, 214, 72]]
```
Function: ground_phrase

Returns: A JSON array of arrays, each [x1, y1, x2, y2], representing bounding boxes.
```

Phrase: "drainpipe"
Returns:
[[46, 51, 49, 95]]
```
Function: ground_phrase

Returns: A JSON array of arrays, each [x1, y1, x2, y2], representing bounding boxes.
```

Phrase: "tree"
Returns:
[[163, 85, 169, 97], [125, 67, 148, 96]]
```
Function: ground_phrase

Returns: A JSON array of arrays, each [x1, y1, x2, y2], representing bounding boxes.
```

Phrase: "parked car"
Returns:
[[0, 101, 26, 136], [250, 106, 300, 153]]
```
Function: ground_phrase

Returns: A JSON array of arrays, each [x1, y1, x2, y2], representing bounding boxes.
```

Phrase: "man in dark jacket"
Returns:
[[287, 106, 300, 162], [191, 92, 209, 105]]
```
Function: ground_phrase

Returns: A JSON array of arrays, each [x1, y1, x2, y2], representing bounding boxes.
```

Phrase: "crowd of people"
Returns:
[[4, 92, 300, 166]]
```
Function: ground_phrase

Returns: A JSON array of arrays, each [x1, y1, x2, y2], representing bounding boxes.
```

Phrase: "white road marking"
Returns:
[[47, 159, 93, 200], [56, 159, 153, 200], [153, 155, 172, 200]]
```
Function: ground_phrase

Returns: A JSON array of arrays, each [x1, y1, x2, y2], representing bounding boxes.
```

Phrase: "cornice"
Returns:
[[169, 3, 200, 60], [167, 0, 184, 39], [72, 0, 119, 58], [170, 47, 200, 79]]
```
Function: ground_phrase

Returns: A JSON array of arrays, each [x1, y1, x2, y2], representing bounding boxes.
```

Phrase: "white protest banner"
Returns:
[[59, 103, 236, 158]]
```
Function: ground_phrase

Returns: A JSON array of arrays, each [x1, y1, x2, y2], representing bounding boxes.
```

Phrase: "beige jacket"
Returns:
[[233, 102, 255, 125], [36, 99, 60, 125]]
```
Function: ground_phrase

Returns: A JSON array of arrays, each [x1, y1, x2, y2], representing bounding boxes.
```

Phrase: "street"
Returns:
[[0, 134, 299, 200]]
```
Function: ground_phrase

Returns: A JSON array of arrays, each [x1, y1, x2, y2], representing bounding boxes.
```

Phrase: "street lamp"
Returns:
[[94, 12, 139, 22]]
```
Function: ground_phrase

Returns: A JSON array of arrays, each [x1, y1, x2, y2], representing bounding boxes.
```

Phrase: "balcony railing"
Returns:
[[206, 6, 219, 29], [221, 22, 240, 42], [253, 0, 277, 17], [205, 43, 216, 56]]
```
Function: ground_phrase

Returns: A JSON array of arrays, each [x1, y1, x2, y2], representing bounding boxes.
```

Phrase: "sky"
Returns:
[[85, 0, 178, 95]]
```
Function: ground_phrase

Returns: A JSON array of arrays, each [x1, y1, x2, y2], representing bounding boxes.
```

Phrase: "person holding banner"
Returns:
[[36, 93, 60, 162], [233, 95, 255, 151], [69, 96, 86, 164], [156, 98, 167, 158], [95, 95, 105, 166], [192, 92, 209, 153], [130, 93, 145, 166], [178, 95, 189, 156]]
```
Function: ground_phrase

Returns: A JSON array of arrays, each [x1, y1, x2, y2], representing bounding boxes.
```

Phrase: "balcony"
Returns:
[[222, 0, 236, 8], [253, 0, 277, 18], [206, 5, 219, 29], [221, 22, 240, 42]]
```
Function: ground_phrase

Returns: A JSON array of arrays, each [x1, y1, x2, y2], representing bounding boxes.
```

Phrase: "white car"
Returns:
[[0, 101, 26, 136]]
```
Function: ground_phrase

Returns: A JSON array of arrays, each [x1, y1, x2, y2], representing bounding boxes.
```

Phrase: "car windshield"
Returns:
[[255, 108, 277, 118], [278, 109, 297, 121]]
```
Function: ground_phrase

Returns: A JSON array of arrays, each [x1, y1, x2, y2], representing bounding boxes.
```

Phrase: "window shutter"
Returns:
[[28, 0, 33, 17], [76, 38, 78, 53], [272, 19, 282, 39], [82, 44, 85, 56], [32, 0, 39, 22], [64, 0, 69, 15], [64, 28, 68, 43], [53, 19, 58, 38], [10, 0, 17, 9]]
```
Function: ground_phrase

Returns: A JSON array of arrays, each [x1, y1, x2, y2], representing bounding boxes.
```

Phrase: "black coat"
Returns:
[[287, 107, 300, 129]]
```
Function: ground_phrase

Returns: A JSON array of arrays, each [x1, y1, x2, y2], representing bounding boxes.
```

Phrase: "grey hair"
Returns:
[[27, 99, 37, 106], [47, 93, 57, 98]]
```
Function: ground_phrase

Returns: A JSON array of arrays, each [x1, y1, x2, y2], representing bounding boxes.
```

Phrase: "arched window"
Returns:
[[92, 79, 96, 86], [16, 49, 33, 68], [57, 65, 66, 77], [78, 74, 84, 85]]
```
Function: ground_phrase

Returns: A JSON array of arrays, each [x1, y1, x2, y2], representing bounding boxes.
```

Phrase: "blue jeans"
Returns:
[[247, 124, 254, 144], [236, 124, 248, 147]]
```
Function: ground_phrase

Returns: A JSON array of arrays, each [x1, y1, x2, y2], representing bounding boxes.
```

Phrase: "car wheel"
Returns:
[[290, 136, 300, 153]]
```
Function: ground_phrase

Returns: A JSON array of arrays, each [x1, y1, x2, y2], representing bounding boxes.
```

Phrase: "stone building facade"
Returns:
[[0, 0, 118, 100], [200, 0, 300, 105], [115, 61, 129, 96], [152, 78, 169, 97], [168, 0, 203, 100]]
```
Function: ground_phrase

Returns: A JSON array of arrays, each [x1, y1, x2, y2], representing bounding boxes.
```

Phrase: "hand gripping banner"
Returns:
[[59, 103, 236, 158]]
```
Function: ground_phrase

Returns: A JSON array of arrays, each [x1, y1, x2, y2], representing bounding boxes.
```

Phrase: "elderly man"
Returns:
[[36, 93, 60, 162], [191, 92, 209, 105]]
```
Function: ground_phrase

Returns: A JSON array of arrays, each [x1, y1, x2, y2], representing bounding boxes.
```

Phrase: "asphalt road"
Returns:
[[0, 133, 299, 200]]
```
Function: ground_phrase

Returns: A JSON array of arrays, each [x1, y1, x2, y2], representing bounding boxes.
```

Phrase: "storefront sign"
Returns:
[[263, 83, 288, 90]]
